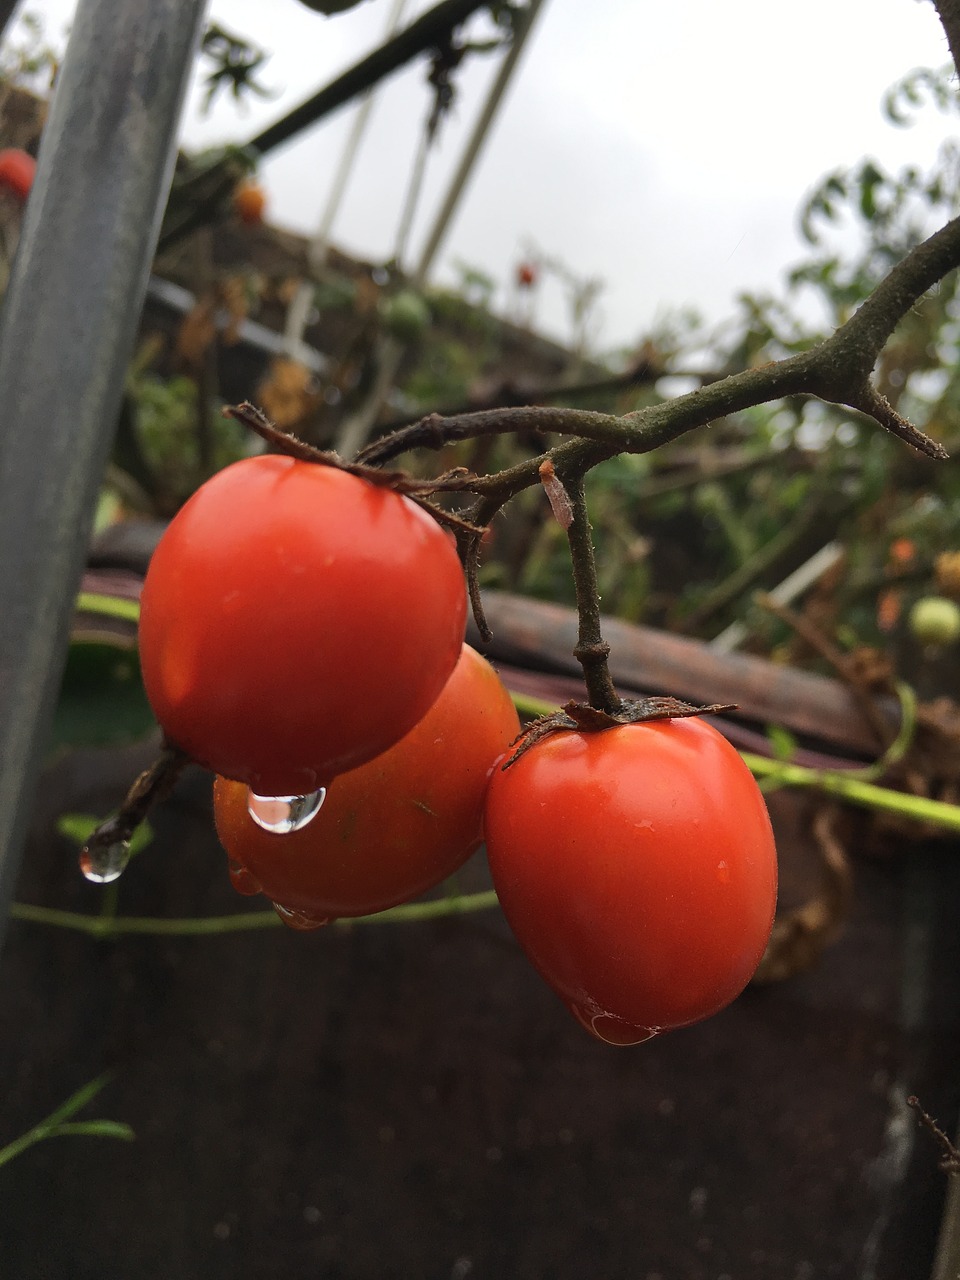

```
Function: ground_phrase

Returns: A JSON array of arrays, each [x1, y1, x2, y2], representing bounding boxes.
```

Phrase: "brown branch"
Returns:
[[223, 401, 341, 463], [356, 212, 960, 499], [907, 1094, 960, 1174], [355, 405, 626, 467], [562, 473, 622, 714], [83, 742, 191, 859], [843, 383, 948, 458], [932, 0, 960, 92]]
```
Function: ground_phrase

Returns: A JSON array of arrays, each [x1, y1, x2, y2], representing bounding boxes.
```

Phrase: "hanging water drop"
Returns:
[[246, 788, 326, 834], [79, 839, 131, 884], [271, 901, 332, 931], [228, 859, 262, 896]]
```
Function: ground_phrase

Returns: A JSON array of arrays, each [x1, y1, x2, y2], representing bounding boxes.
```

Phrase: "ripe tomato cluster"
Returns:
[[139, 450, 777, 1045]]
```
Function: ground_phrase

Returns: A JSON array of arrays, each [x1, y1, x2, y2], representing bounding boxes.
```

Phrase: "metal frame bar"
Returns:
[[248, 0, 490, 157], [0, 0, 208, 954]]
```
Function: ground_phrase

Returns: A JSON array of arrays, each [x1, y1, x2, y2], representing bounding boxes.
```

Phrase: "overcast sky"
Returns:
[[20, 0, 958, 352]]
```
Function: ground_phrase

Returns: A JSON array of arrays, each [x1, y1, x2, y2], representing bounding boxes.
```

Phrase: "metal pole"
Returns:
[[0, 0, 19, 44], [0, 0, 208, 953]]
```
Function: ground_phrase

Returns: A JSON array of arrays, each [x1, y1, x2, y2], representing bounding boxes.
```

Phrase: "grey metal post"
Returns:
[[0, 1, 20, 44], [0, 0, 208, 953]]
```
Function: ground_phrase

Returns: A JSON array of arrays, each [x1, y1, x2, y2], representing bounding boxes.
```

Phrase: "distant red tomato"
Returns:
[[516, 261, 537, 288], [0, 149, 36, 202]]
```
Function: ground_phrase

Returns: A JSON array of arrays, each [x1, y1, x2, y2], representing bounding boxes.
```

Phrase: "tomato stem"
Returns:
[[562, 472, 621, 714], [82, 742, 190, 861]]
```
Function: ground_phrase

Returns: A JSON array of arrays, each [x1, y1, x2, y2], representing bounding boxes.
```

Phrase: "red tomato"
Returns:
[[0, 148, 35, 202], [484, 717, 777, 1045], [516, 261, 537, 288], [233, 179, 266, 225], [213, 645, 520, 921], [139, 456, 467, 794]]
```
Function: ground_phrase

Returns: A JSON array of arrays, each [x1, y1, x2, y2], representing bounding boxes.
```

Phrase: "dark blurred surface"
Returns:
[[2, 744, 959, 1280]]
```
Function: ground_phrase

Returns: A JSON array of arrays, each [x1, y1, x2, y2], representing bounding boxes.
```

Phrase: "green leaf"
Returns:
[[47, 1121, 135, 1143], [55, 814, 101, 847], [51, 641, 155, 751], [56, 815, 154, 858], [0, 1074, 135, 1171], [75, 592, 140, 625], [41, 1073, 115, 1129], [765, 724, 798, 763]]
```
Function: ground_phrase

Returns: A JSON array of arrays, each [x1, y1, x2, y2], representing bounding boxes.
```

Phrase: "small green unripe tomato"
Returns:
[[380, 289, 430, 342], [909, 596, 960, 647]]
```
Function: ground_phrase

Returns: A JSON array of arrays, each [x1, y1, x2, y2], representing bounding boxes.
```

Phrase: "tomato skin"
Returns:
[[139, 456, 467, 794], [484, 717, 777, 1044], [213, 645, 520, 917], [0, 148, 35, 201], [233, 179, 266, 225]]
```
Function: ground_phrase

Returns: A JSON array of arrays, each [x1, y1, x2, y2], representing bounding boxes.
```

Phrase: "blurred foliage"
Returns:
[[0, 11, 60, 94], [471, 69, 960, 656], [198, 23, 276, 113], [89, 61, 960, 699], [52, 642, 154, 753]]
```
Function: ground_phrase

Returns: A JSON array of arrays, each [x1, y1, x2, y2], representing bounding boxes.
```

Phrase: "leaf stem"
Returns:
[[8, 890, 500, 939], [0, 1074, 134, 1171]]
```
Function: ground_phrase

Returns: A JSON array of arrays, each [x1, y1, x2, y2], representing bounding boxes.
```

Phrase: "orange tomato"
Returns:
[[233, 179, 266, 225], [213, 645, 520, 922]]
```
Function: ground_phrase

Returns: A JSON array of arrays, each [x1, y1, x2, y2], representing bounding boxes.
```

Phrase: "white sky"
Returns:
[[19, 0, 958, 353]]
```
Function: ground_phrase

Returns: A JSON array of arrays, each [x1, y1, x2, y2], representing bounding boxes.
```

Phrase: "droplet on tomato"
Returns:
[[228, 859, 262, 896], [246, 788, 326, 834], [565, 1001, 660, 1046], [79, 839, 131, 884], [271, 901, 332, 931]]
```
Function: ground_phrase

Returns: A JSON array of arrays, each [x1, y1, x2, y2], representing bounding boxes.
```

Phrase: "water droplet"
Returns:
[[565, 1001, 660, 1046], [247, 788, 326, 834], [79, 839, 131, 884], [271, 901, 332, 931], [228, 859, 261, 896]]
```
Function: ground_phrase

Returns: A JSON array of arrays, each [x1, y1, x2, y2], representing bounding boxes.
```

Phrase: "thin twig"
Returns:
[[353, 212, 960, 502], [562, 473, 621, 714], [82, 743, 190, 859], [907, 1095, 960, 1174]]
